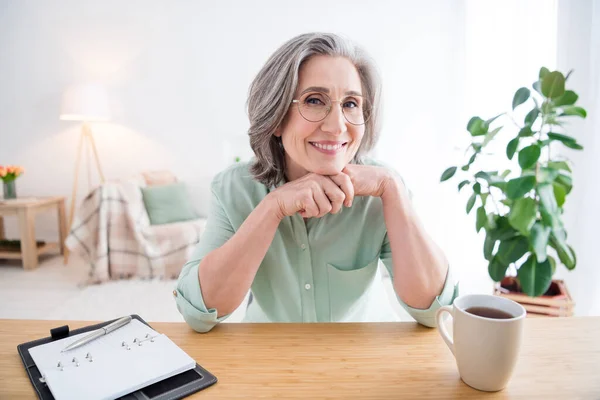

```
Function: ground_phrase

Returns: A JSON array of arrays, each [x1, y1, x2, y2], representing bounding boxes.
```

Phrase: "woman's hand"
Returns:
[[341, 164, 395, 198], [268, 173, 355, 220]]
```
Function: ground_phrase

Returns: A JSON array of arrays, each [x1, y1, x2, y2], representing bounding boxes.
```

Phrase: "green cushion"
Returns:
[[141, 182, 198, 225]]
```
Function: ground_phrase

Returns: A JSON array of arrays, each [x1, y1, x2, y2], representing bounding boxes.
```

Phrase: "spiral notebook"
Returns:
[[28, 319, 197, 400]]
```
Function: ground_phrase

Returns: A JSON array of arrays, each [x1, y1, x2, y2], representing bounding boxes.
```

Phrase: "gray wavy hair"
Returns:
[[247, 32, 382, 187]]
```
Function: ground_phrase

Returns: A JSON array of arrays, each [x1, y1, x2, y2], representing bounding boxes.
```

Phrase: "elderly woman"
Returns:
[[174, 32, 458, 333]]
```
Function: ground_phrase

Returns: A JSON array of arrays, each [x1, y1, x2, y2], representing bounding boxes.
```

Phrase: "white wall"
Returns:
[[0, 0, 465, 231], [3, 0, 596, 314], [555, 0, 600, 316]]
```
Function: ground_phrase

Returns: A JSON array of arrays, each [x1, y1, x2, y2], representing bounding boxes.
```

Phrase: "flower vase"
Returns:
[[3, 180, 17, 199]]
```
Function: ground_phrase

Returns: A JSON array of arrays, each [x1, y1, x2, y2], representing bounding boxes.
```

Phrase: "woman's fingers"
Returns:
[[298, 188, 320, 218], [329, 172, 355, 207], [320, 177, 346, 214], [311, 182, 334, 217]]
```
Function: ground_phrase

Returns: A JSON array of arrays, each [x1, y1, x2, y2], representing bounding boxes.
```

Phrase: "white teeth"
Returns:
[[312, 143, 344, 151]]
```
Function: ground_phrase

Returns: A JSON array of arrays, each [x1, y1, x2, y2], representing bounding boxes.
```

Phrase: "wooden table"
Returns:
[[0, 197, 67, 269], [1, 318, 599, 399]]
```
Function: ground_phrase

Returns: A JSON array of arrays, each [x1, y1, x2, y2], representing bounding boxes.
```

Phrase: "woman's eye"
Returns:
[[343, 99, 359, 108], [305, 97, 325, 106]]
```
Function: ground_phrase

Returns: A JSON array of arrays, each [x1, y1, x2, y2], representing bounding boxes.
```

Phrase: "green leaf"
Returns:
[[530, 222, 551, 262], [466, 193, 477, 214], [506, 138, 519, 160], [468, 153, 477, 165], [548, 161, 572, 173], [532, 80, 542, 95], [559, 106, 587, 118], [553, 182, 567, 207], [518, 126, 534, 137], [474, 171, 491, 182], [480, 193, 490, 207], [547, 132, 584, 150], [553, 90, 578, 107], [497, 236, 529, 266], [539, 67, 550, 79], [440, 167, 457, 182], [506, 176, 536, 199], [512, 87, 530, 110], [508, 198, 538, 236], [494, 217, 520, 241], [458, 180, 470, 191], [538, 167, 560, 184], [473, 182, 481, 194], [484, 230, 497, 261], [476, 206, 487, 233], [485, 113, 504, 125], [524, 108, 540, 126], [482, 127, 502, 147], [541, 71, 566, 99], [517, 255, 553, 297], [538, 184, 558, 214], [488, 256, 509, 282], [549, 235, 576, 270], [555, 173, 573, 194], [547, 132, 576, 143], [548, 255, 557, 275], [467, 117, 488, 136], [518, 145, 541, 169], [461, 165, 470, 171], [563, 141, 584, 150], [472, 143, 482, 152], [501, 169, 511, 178]]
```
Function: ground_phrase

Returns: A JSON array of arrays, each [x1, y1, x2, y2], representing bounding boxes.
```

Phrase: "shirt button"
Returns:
[[172, 290, 178, 297], [304, 283, 311, 290], [301, 244, 306, 250]]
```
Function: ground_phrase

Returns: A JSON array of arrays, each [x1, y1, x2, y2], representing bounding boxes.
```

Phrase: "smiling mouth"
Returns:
[[309, 142, 348, 153]]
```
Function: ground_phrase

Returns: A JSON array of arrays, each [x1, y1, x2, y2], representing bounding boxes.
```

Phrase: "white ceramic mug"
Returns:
[[435, 294, 526, 392]]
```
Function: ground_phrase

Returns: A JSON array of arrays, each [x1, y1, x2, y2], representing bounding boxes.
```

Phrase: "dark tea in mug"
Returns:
[[465, 306, 514, 319]]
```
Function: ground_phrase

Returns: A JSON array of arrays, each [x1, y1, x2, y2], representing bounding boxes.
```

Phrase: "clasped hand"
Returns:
[[270, 165, 394, 219]]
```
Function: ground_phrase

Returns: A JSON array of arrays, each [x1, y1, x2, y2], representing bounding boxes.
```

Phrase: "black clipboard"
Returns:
[[16, 314, 217, 400]]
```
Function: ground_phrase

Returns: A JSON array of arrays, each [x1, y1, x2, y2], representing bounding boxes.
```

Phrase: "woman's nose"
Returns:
[[320, 104, 346, 135]]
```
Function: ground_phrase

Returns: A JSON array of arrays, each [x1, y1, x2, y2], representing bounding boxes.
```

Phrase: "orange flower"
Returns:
[[0, 165, 24, 180]]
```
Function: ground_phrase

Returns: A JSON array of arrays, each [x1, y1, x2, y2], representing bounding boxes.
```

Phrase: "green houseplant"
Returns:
[[440, 67, 587, 298]]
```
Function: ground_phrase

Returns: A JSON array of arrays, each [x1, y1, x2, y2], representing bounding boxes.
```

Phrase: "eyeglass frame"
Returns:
[[290, 91, 372, 126]]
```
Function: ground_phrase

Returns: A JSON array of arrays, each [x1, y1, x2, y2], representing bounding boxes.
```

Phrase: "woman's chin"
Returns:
[[310, 162, 346, 176]]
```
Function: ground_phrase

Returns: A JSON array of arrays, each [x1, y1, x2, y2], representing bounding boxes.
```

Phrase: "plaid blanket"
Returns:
[[65, 176, 206, 283]]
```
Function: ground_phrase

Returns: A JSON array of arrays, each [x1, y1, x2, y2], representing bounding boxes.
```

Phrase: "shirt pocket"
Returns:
[[326, 256, 380, 321]]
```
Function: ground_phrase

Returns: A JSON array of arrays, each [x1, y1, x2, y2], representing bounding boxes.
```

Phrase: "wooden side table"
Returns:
[[0, 197, 67, 270]]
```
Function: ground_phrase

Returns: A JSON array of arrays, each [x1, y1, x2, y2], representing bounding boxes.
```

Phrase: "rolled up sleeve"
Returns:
[[398, 266, 459, 328], [174, 176, 236, 333], [174, 260, 231, 333]]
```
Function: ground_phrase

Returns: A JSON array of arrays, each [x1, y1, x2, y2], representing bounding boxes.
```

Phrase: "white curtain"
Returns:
[[555, 0, 600, 316], [379, 1, 560, 299]]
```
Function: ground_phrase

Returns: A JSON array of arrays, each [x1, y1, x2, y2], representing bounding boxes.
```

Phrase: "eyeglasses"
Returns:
[[291, 91, 371, 126]]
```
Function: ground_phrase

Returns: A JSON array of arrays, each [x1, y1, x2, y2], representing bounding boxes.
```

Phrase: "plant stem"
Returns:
[[508, 114, 522, 129], [488, 188, 502, 215]]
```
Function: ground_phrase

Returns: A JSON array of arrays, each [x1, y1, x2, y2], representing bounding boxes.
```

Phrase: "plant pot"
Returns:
[[3, 180, 17, 199], [493, 276, 575, 317]]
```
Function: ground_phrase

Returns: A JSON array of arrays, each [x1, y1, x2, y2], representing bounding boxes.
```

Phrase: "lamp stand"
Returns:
[[63, 122, 105, 265]]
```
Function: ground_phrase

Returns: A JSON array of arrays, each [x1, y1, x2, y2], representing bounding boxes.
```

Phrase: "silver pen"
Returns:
[[61, 316, 132, 353]]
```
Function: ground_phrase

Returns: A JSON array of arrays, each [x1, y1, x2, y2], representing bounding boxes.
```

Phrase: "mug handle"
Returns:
[[435, 305, 455, 356]]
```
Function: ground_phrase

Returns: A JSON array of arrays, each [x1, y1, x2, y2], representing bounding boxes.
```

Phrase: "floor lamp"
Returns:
[[60, 83, 110, 264]]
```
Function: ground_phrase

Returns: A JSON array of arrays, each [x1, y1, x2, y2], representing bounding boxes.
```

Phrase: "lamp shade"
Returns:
[[60, 83, 111, 122]]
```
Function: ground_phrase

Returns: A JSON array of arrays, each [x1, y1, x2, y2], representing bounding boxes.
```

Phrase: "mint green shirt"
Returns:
[[175, 159, 459, 332]]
